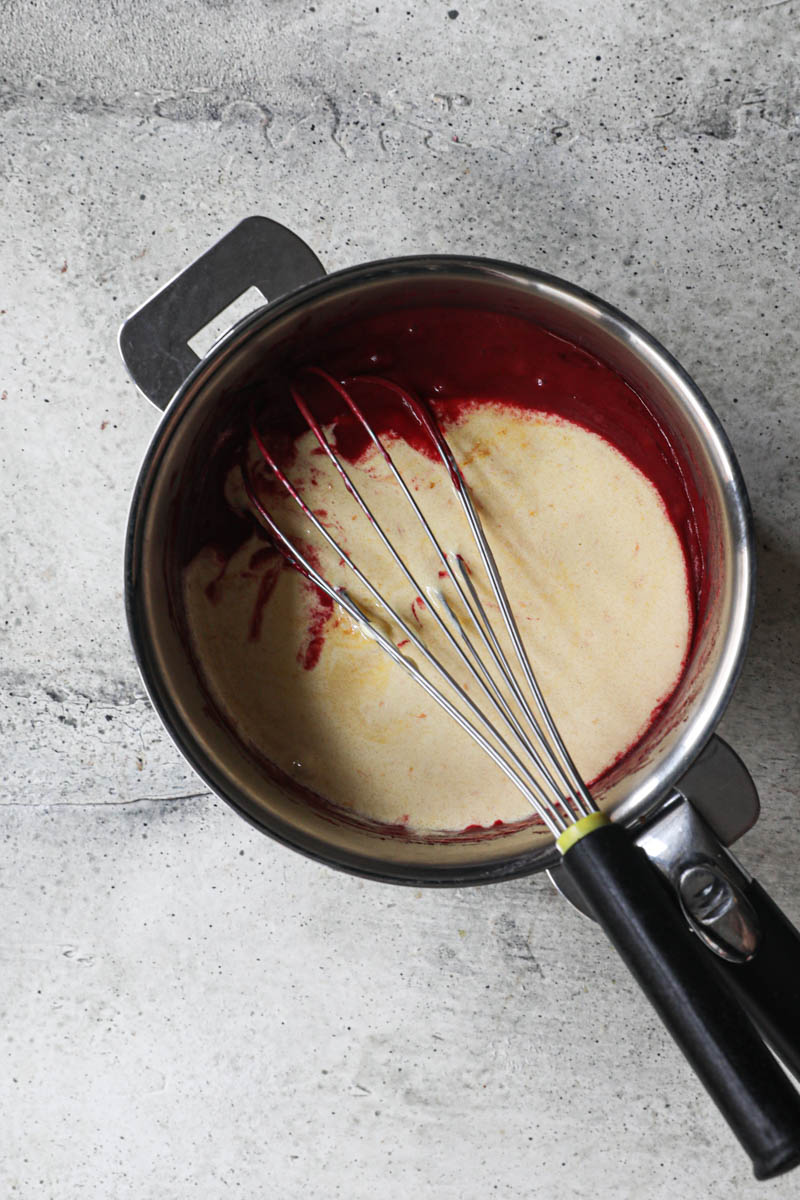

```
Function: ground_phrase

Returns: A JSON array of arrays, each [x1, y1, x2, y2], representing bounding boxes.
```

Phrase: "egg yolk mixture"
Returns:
[[183, 398, 691, 832]]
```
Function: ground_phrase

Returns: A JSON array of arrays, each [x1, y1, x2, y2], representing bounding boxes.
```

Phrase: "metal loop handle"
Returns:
[[118, 216, 325, 410]]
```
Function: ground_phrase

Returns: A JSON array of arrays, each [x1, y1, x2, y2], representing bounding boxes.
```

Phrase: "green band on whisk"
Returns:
[[556, 811, 610, 855]]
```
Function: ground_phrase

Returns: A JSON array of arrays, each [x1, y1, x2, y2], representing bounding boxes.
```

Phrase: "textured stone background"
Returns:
[[2, 1, 800, 1196]]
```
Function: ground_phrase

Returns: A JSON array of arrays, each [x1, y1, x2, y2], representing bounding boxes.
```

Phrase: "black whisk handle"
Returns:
[[559, 818, 800, 1181]]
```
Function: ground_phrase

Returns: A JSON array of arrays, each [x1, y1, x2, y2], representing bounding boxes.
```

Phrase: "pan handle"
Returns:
[[633, 785, 800, 1083], [697, 876, 800, 1083], [559, 816, 800, 1181], [118, 216, 326, 410]]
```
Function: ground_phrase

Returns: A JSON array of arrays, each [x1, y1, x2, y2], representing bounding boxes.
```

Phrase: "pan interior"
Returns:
[[128, 263, 750, 883]]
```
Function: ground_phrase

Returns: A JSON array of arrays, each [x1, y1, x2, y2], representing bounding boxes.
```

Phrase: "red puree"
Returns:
[[183, 304, 706, 839]]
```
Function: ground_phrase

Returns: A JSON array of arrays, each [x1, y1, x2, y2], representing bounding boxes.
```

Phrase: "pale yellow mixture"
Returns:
[[184, 403, 691, 830]]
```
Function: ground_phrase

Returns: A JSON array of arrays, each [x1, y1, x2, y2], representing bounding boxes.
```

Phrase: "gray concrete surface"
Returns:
[[2, 0, 800, 1195]]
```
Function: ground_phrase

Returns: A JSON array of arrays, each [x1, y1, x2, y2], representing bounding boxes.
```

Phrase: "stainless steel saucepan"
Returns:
[[120, 216, 800, 1178]]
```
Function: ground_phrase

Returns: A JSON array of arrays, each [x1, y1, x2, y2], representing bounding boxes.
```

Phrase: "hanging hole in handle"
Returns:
[[187, 286, 268, 360]]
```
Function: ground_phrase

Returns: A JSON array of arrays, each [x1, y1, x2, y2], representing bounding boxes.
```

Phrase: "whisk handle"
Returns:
[[560, 819, 800, 1181]]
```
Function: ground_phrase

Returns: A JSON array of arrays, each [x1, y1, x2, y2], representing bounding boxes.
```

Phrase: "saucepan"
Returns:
[[120, 216, 800, 1177]]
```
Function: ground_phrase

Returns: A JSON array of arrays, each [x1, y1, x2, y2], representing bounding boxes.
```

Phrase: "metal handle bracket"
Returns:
[[547, 734, 760, 933]]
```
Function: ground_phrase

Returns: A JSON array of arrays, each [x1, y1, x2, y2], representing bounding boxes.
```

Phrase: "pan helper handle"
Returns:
[[558, 815, 800, 1182], [118, 216, 325, 410]]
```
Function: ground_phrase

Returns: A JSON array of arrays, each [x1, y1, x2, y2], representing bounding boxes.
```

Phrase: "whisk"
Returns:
[[243, 367, 800, 1180]]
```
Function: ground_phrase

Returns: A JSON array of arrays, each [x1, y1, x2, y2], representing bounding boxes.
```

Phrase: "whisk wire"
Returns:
[[306, 370, 590, 820], [397, 386, 597, 820], [429, 587, 574, 810], [243, 474, 568, 835], [338, 373, 593, 821], [246, 372, 601, 831], [255, 395, 577, 810], [245, 434, 573, 830], [288, 373, 589, 816], [290, 377, 525, 721]]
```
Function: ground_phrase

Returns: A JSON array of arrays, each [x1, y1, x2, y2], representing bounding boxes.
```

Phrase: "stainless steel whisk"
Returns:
[[243, 366, 800, 1180], [245, 366, 594, 838]]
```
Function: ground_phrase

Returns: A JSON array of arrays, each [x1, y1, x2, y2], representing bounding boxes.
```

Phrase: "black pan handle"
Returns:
[[705, 879, 800, 1083], [118, 216, 325, 410], [632, 785, 800, 1085], [560, 817, 800, 1181]]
